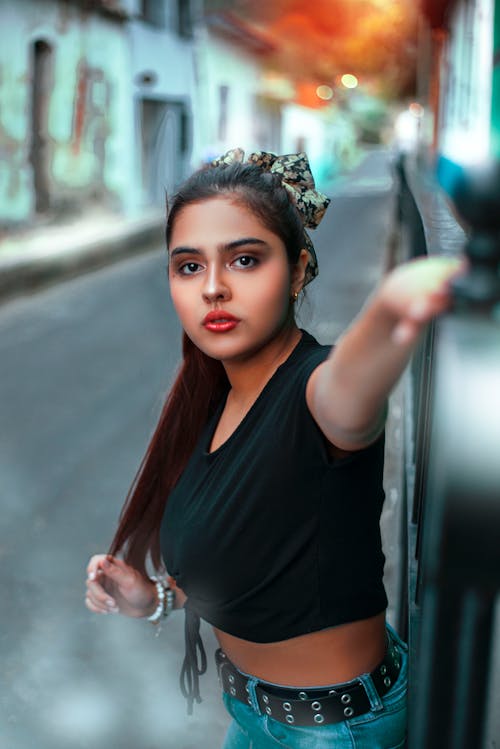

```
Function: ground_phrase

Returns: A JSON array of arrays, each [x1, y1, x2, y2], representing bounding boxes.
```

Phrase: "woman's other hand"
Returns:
[[85, 554, 157, 618]]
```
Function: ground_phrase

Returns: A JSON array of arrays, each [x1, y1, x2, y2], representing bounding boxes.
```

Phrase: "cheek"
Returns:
[[248, 271, 291, 315]]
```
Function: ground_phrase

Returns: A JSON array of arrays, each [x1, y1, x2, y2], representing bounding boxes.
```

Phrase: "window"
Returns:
[[141, 0, 193, 36], [141, 0, 166, 28], [177, 0, 193, 38]]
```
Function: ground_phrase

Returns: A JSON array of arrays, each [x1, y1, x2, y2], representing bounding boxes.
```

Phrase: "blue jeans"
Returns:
[[221, 624, 408, 749]]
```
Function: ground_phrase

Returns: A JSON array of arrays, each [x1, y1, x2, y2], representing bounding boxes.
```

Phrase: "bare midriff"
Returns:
[[213, 611, 387, 687]]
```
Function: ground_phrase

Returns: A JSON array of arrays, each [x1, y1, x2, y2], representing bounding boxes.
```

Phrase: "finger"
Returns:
[[407, 293, 449, 322], [87, 554, 109, 581], [85, 594, 117, 615], [86, 590, 119, 614], [103, 556, 129, 570], [86, 579, 120, 612], [100, 556, 135, 587]]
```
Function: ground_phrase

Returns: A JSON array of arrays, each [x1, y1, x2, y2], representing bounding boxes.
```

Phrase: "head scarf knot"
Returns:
[[210, 148, 330, 286]]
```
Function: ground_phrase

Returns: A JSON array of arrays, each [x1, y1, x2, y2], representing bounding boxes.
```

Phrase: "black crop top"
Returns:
[[161, 331, 387, 711]]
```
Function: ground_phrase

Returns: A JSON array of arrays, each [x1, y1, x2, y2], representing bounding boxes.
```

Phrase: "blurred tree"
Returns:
[[205, 0, 418, 99]]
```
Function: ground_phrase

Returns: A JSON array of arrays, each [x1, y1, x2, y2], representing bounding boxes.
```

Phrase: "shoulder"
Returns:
[[262, 331, 330, 413], [288, 330, 331, 380]]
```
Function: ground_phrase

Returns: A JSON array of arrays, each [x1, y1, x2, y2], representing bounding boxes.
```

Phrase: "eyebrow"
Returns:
[[170, 237, 269, 258]]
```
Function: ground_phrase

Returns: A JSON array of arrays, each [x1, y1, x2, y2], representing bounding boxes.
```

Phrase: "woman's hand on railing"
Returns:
[[380, 256, 465, 346]]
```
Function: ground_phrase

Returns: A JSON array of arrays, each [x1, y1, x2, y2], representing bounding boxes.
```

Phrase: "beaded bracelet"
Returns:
[[147, 578, 166, 623], [147, 577, 176, 634]]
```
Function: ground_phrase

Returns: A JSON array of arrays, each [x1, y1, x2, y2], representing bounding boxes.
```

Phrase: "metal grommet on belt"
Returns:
[[286, 714, 295, 724], [311, 701, 322, 711], [283, 702, 292, 711], [298, 691, 308, 700], [341, 693, 352, 704], [314, 714, 325, 724], [344, 706, 354, 718]]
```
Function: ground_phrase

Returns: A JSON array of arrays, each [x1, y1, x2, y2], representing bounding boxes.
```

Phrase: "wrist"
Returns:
[[145, 577, 176, 626], [143, 582, 160, 618]]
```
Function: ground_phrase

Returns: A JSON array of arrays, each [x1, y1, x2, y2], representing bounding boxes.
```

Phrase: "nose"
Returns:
[[202, 264, 231, 304]]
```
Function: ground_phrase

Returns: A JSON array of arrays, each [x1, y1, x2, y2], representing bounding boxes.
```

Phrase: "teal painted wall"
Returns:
[[0, 0, 133, 224]]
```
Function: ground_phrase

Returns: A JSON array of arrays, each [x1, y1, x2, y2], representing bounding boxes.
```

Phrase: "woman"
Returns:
[[85, 149, 461, 748]]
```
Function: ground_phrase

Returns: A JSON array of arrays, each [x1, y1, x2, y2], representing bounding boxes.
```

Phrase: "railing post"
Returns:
[[409, 157, 500, 748]]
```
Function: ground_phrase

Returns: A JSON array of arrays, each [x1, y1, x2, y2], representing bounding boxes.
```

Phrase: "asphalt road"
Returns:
[[0, 148, 402, 749]]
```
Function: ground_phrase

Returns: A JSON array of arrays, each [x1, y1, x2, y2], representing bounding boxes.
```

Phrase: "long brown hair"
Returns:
[[109, 161, 308, 575]]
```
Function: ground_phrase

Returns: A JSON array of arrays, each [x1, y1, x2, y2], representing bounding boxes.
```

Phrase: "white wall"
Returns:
[[281, 104, 344, 188], [191, 30, 267, 166], [191, 31, 347, 186]]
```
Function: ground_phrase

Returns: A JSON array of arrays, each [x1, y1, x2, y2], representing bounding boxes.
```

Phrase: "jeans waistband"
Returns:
[[215, 628, 403, 727]]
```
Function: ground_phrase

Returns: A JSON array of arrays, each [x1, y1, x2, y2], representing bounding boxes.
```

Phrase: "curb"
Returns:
[[0, 216, 165, 304]]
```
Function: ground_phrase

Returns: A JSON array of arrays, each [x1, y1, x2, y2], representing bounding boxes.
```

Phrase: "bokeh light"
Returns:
[[341, 74, 359, 89], [409, 101, 424, 118], [316, 84, 334, 100]]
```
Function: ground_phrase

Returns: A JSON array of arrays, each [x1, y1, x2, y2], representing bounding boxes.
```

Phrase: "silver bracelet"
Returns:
[[147, 577, 176, 635], [147, 578, 165, 623]]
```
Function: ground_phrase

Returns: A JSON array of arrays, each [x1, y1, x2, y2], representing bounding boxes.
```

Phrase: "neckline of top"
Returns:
[[204, 330, 316, 458]]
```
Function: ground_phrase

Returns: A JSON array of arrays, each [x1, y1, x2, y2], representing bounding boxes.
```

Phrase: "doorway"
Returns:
[[140, 98, 189, 206], [30, 39, 53, 214]]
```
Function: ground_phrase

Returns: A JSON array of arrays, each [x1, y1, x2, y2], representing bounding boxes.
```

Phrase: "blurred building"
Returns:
[[0, 0, 355, 231], [194, 11, 282, 162], [0, 0, 200, 226], [194, 10, 351, 186], [129, 0, 199, 209], [419, 0, 498, 165]]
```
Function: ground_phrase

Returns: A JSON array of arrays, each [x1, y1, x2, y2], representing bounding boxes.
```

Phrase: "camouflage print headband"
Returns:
[[210, 148, 330, 286]]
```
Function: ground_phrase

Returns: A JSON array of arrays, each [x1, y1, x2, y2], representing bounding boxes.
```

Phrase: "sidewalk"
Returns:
[[0, 207, 165, 303]]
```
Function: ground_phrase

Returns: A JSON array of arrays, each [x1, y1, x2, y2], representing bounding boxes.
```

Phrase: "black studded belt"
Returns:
[[215, 635, 402, 727]]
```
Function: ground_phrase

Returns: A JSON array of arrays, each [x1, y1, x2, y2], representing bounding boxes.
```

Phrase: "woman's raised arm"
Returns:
[[306, 256, 464, 452]]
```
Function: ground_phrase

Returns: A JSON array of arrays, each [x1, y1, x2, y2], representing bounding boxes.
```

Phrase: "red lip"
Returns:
[[203, 310, 240, 332], [203, 310, 239, 324]]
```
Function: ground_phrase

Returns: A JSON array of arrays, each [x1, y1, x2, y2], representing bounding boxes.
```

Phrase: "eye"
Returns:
[[232, 255, 258, 269], [178, 261, 203, 275]]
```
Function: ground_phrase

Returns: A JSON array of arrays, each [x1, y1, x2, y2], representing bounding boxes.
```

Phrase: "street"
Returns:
[[0, 149, 400, 749]]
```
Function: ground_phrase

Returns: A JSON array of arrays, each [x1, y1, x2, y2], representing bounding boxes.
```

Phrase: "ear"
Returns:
[[291, 249, 309, 295]]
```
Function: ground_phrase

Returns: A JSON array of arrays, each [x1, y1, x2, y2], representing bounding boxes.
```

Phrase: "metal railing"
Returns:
[[394, 154, 500, 748]]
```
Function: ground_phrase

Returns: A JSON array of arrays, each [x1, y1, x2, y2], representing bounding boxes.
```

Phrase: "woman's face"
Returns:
[[168, 196, 302, 363]]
